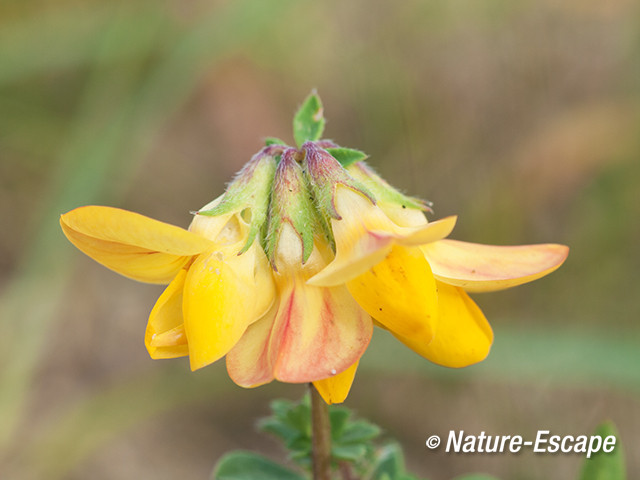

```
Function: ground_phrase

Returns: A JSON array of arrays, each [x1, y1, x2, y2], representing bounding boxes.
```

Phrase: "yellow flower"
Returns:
[[60, 140, 568, 405]]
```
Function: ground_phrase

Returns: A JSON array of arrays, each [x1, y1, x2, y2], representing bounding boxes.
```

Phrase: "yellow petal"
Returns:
[[150, 325, 187, 347], [61, 206, 212, 284], [347, 246, 437, 341], [422, 240, 569, 292], [145, 269, 189, 359], [313, 361, 359, 405], [378, 203, 429, 227], [272, 272, 372, 382], [226, 304, 278, 388], [183, 241, 275, 371], [394, 281, 493, 368], [189, 212, 235, 243], [307, 187, 456, 287]]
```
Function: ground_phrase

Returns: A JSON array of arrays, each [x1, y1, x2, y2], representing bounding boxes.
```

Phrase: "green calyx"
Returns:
[[266, 148, 329, 267], [347, 161, 431, 212], [198, 146, 280, 254], [302, 141, 375, 221]]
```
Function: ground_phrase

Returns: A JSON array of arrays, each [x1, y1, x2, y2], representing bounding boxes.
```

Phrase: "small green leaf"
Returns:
[[368, 443, 406, 480], [269, 399, 294, 418], [338, 421, 381, 444], [258, 418, 298, 443], [579, 422, 626, 480], [293, 90, 325, 147], [285, 402, 311, 436], [325, 147, 368, 167], [212, 451, 306, 480], [265, 137, 288, 146], [332, 444, 368, 462], [286, 436, 311, 453], [329, 407, 351, 437]]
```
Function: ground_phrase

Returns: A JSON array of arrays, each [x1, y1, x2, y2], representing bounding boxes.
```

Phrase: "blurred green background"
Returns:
[[1, 0, 639, 479]]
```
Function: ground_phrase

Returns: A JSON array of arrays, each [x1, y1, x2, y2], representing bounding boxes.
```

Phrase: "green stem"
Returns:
[[309, 383, 332, 480]]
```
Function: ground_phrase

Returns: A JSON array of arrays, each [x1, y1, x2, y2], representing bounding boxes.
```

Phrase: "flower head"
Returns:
[[60, 93, 568, 404]]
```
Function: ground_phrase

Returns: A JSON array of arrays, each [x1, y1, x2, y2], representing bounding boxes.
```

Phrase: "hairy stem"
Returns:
[[310, 383, 332, 480]]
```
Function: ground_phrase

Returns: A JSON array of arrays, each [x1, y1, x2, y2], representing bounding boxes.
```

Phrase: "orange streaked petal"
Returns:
[[183, 242, 275, 371], [423, 240, 569, 292], [226, 304, 278, 388], [61, 206, 212, 284], [272, 276, 372, 383], [313, 361, 359, 405], [347, 246, 437, 341], [395, 282, 493, 368], [145, 269, 189, 359]]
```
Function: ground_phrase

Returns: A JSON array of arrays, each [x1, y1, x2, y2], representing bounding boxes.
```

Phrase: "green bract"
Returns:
[[293, 90, 326, 147]]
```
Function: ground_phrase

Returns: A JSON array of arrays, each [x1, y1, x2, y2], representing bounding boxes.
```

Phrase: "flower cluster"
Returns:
[[60, 97, 568, 404]]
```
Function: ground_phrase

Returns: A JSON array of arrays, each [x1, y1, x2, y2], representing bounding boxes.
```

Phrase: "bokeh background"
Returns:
[[1, 0, 639, 479]]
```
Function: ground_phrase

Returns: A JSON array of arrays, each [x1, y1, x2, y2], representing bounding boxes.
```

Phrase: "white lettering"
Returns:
[[586, 436, 602, 458], [603, 436, 616, 453], [534, 430, 549, 453], [440, 431, 616, 457], [509, 436, 523, 453], [446, 430, 463, 452]]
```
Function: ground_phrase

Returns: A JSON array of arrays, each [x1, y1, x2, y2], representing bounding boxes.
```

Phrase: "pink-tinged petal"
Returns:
[[347, 246, 437, 341], [422, 240, 569, 293], [313, 361, 359, 405], [307, 186, 456, 287], [395, 282, 493, 368], [226, 304, 278, 388], [272, 274, 373, 383], [145, 269, 189, 359], [61, 206, 212, 284], [183, 241, 275, 371]]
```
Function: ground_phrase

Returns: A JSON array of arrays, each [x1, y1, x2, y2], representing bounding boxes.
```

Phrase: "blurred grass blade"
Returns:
[[0, 3, 173, 85], [0, 0, 296, 457], [579, 422, 626, 480], [0, 4, 166, 453]]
